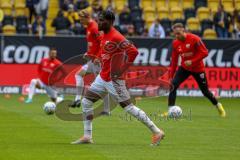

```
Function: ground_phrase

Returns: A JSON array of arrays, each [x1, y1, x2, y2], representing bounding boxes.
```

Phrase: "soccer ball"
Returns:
[[43, 101, 56, 115], [168, 106, 182, 118]]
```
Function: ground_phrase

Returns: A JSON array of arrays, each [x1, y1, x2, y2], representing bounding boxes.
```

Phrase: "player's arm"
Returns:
[[169, 45, 178, 79], [190, 38, 208, 66], [111, 40, 138, 79]]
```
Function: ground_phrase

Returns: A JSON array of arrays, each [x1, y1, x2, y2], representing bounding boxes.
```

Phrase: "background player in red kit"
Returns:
[[70, 10, 110, 115], [71, 10, 164, 146], [168, 23, 226, 117], [25, 48, 63, 103]]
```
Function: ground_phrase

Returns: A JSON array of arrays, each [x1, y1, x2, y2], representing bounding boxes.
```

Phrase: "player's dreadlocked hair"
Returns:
[[98, 10, 115, 24]]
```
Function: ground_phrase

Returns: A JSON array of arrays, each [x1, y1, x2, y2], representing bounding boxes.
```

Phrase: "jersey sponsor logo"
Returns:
[[186, 44, 190, 48], [182, 52, 193, 57], [3, 45, 49, 64]]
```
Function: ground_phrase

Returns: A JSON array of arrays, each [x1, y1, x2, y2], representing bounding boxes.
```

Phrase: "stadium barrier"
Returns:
[[0, 35, 239, 97]]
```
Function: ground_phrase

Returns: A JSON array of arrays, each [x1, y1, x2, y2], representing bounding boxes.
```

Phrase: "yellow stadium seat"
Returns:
[[0, 9, 4, 22], [187, 17, 200, 31], [1, 1, 12, 16], [3, 25, 16, 35], [47, 27, 56, 36], [156, 0, 167, 9], [157, 7, 169, 20], [182, 0, 194, 9], [144, 11, 157, 23], [203, 29, 217, 39], [208, 0, 219, 14], [115, 0, 126, 13], [48, 8, 58, 19], [141, 0, 153, 8], [170, 6, 183, 20], [15, 8, 26, 17], [146, 21, 154, 29], [144, 6, 155, 12], [49, 0, 59, 8], [197, 7, 210, 21], [168, 0, 181, 9], [222, 0, 234, 14], [102, 0, 109, 9], [14, 0, 25, 8], [236, 0, 240, 10]]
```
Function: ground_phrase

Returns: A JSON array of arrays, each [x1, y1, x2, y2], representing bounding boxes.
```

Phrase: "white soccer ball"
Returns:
[[168, 106, 182, 118], [43, 101, 56, 115]]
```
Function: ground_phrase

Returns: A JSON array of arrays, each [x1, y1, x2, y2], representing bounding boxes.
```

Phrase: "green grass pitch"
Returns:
[[0, 94, 239, 160]]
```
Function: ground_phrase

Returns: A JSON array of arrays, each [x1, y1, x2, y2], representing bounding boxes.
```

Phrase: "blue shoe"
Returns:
[[25, 98, 32, 104]]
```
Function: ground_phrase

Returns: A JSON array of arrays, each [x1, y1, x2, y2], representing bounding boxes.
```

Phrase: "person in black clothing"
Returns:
[[76, 0, 89, 10], [26, 0, 39, 23], [52, 10, 71, 35], [213, 4, 232, 38]]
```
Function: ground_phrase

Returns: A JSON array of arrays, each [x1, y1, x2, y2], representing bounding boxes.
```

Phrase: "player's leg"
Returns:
[[108, 80, 164, 145], [168, 67, 191, 107], [192, 72, 226, 117], [71, 64, 88, 107], [44, 85, 58, 103], [25, 79, 41, 103], [71, 75, 106, 144]]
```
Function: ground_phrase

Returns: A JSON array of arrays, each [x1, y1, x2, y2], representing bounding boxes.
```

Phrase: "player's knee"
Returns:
[[31, 79, 37, 85], [119, 99, 132, 108], [81, 98, 93, 110]]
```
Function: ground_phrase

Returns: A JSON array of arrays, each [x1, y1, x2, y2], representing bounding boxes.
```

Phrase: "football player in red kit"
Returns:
[[168, 23, 226, 117], [25, 48, 63, 103], [71, 10, 164, 146], [70, 9, 111, 115]]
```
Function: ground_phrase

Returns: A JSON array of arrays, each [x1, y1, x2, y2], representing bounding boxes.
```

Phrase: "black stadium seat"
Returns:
[[184, 8, 196, 20], [128, 0, 140, 10], [159, 18, 172, 36], [2, 15, 14, 26], [201, 19, 213, 32], [194, 0, 207, 9], [16, 16, 29, 34]]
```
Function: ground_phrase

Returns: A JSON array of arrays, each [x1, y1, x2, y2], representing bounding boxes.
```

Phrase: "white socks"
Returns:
[[75, 74, 84, 101], [81, 98, 93, 138], [124, 104, 161, 134], [28, 79, 37, 100]]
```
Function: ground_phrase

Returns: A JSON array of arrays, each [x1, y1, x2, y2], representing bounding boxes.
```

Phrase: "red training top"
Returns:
[[85, 20, 102, 60], [169, 33, 208, 78], [38, 58, 62, 85], [100, 27, 139, 81]]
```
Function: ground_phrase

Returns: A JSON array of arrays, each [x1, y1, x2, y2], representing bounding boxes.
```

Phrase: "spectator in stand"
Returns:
[[126, 24, 135, 37], [234, 16, 240, 39], [34, 0, 49, 19], [119, 5, 132, 31], [142, 28, 149, 37], [65, 4, 80, 28], [214, 4, 232, 38], [91, 0, 103, 20], [26, 0, 39, 23], [76, 0, 89, 10], [106, 0, 115, 11], [60, 0, 74, 11], [32, 15, 46, 36], [148, 19, 165, 38], [52, 10, 71, 35]]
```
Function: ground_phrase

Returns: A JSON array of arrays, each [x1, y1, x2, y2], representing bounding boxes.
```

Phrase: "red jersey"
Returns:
[[38, 58, 62, 85], [169, 33, 208, 78], [100, 27, 138, 81], [85, 20, 102, 60]]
